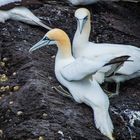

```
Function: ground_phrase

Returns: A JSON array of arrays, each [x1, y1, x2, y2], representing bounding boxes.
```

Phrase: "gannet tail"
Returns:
[[93, 108, 115, 140]]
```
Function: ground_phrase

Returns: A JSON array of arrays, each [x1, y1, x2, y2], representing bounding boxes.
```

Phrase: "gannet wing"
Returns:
[[104, 55, 131, 77], [60, 55, 113, 81], [61, 55, 131, 81]]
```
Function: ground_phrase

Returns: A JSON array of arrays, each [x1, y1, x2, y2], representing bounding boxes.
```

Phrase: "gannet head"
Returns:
[[29, 28, 71, 56], [8, 7, 40, 25], [7, 6, 51, 30], [75, 8, 90, 34]]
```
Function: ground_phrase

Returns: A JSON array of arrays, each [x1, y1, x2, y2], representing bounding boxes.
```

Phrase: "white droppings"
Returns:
[[58, 130, 64, 140], [124, 109, 140, 127]]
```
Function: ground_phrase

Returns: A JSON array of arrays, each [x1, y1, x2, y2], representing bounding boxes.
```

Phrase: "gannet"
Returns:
[[68, 0, 140, 5], [29, 28, 120, 140], [73, 8, 140, 96], [0, 0, 51, 30]]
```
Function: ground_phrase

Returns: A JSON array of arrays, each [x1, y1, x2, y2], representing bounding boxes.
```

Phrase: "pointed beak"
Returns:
[[29, 37, 55, 53], [33, 20, 52, 30], [78, 19, 85, 34]]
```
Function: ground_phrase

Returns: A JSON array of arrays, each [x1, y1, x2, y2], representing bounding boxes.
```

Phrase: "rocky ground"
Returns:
[[0, 1, 140, 140]]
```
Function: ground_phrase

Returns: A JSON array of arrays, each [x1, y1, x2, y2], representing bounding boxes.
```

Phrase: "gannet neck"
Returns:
[[7, 7, 39, 25], [56, 41, 72, 58], [73, 8, 91, 56], [47, 28, 72, 58], [0, 10, 10, 23]]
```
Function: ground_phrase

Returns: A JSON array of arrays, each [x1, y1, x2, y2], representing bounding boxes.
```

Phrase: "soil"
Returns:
[[0, 1, 140, 140]]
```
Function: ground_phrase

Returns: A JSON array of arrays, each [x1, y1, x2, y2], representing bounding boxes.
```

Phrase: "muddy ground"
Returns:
[[0, 1, 140, 140]]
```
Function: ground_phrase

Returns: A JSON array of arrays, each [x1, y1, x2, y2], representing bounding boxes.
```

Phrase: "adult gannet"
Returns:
[[73, 8, 140, 96], [68, 0, 140, 5], [0, 0, 51, 30], [29, 28, 123, 140]]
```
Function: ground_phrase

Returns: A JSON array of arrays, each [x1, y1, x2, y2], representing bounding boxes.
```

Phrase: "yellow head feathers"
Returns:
[[46, 28, 70, 43], [46, 28, 72, 57]]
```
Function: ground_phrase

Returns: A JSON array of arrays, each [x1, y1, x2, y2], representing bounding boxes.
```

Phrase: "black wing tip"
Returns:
[[104, 55, 131, 66]]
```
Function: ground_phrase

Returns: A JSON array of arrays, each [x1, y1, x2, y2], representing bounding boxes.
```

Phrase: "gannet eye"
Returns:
[[83, 16, 88, 21], [43, 36, 49, 41]]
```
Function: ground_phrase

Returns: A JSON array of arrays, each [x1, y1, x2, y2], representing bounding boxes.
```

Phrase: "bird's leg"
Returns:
[[52, 85, 74, 100], [58, 85, 71, 95], [106, 82, 120, 98], [103, 89, 115, 98], [115, 82, 120, 96]]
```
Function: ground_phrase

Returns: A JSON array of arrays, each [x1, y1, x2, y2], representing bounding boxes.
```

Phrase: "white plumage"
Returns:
[[0, 0, 21, 7], [0, 1, 51, 30], [29, 28, 115, 140], [68, 0, 140, 5], [73, 8, 140, 95]]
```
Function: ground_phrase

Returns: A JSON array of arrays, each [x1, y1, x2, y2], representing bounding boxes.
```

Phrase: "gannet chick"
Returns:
[[73, 8, 140, 96], [0, 0, 51, 30], [68, 0, 140, 5], [29, 28, 117, 140]]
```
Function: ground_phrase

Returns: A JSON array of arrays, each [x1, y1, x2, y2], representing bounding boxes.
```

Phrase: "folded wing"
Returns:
[[61, 55, 130, 81]]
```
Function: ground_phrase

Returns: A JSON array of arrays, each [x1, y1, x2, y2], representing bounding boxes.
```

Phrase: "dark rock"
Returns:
[[0, 1, 140, 140]]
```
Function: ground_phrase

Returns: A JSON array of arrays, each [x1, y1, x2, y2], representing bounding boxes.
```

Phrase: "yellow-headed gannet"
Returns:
[[29, 29, 132, 140], [68, 0, 140, 5], [73, 8, 140, 96], [0, 0, 51, 30]]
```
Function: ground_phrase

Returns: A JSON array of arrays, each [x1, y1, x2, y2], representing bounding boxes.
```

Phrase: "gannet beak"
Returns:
[[29, 37, 55, 53], [78, 16, 88, 34], [79, 19, 85, 34]]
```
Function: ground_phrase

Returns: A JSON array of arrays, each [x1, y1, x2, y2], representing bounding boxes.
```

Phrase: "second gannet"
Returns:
[[73, 8, 140, 96], [0, 0, 51, 30], [68, 0, 140, 5], [29, 28, 119, 140]]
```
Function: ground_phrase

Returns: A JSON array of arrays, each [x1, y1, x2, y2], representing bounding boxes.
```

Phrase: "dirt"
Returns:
[[0, 1, 140, 140]]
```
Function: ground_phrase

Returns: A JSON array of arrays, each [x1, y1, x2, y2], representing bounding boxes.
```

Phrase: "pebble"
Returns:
[[51, 55, 55, 59], [13, 86, 20, 91], [17, 111, 23, 116], [0, 86, 6, 92], [5, 85, 10, 91], [0, 62, 5, 67], [9, 101, 14, 105], [2, 58, 8, 62], [39, 136, 44, 140], [13, 72, 17, 76], [0, 74, 8, 82], [43, 113, 48, 117], [0, 129, 3, 137]]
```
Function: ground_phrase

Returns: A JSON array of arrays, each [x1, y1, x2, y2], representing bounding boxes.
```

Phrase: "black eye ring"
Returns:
[[43, 36, 49, 41], [84, 16, 88, 21]]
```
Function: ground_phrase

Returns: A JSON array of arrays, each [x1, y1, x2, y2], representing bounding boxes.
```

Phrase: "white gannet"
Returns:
[[68, 0, 140, 5], [29, 28, 121, 140], [0, 0, 51, 30], [73, 8, 140, 96]]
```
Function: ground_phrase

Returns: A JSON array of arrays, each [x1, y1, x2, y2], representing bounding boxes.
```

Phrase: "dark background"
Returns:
[[0, 1, 140, 140]]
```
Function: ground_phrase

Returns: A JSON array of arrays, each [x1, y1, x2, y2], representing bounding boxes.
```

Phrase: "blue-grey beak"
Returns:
[[29, 37, 55, 53], [78, 16, 88, 34]]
